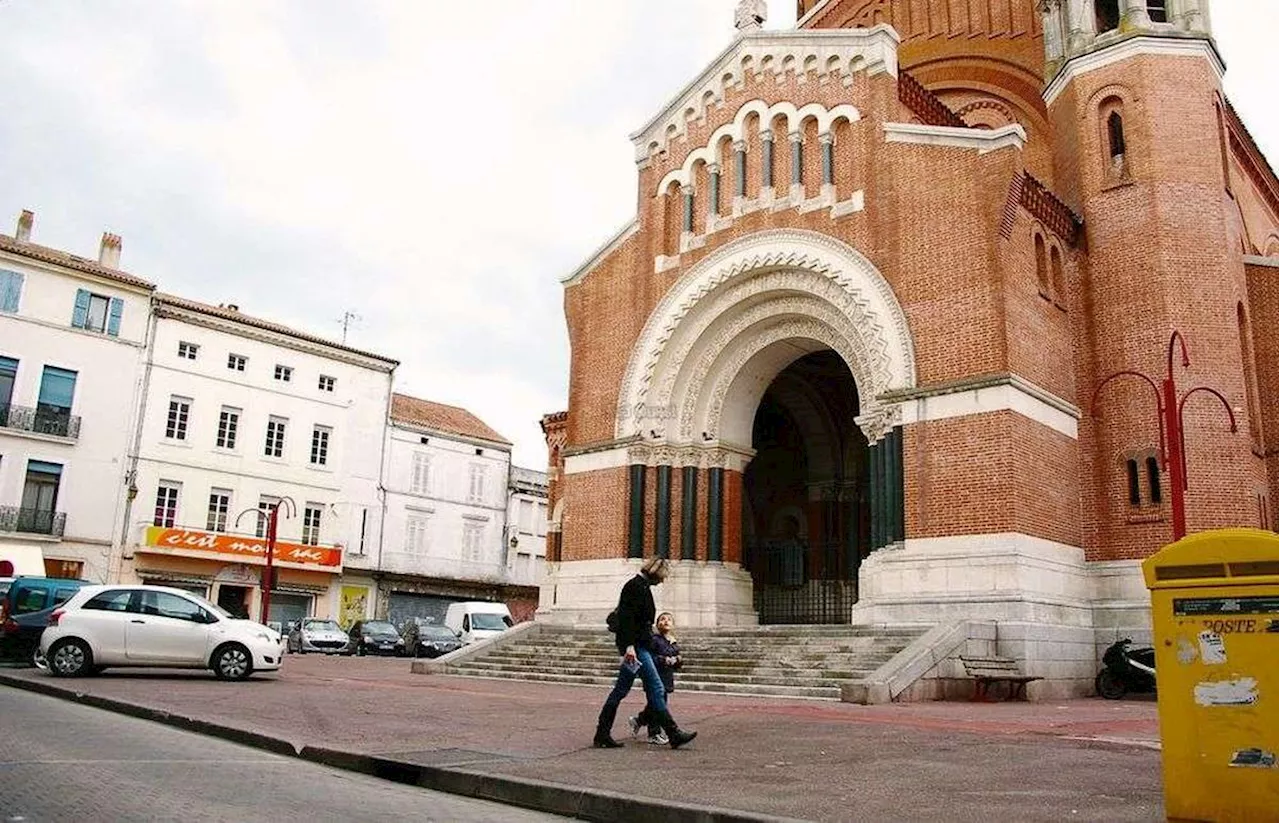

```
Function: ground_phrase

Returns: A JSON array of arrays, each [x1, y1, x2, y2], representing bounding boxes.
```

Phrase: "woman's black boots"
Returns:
[[658, 710, 697, 749], [593, 703, 622, 748]]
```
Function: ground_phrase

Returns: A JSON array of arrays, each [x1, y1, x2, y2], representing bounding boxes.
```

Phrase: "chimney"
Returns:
[[15, 210, 33, 242], [99, 232, 122, 268]]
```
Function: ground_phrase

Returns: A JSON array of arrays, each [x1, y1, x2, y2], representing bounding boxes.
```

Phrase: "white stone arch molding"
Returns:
[[616, 228, 917, 440], [655, 100, 861, 195]]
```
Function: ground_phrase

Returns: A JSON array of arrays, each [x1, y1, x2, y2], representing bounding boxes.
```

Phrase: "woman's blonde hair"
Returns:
[[640, 556, 670, 577]]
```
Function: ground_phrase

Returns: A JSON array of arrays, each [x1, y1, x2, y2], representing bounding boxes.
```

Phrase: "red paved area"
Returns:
[[0, 656, 1163, 822]]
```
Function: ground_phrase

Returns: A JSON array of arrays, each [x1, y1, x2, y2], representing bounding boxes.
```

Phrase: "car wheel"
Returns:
[[212, 643, 253, 681], [32, 646, 49, 670], [48, 638, 93, 678]]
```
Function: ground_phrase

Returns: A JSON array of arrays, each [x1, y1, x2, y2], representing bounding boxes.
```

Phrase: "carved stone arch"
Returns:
[[616, 229, 915, 444]]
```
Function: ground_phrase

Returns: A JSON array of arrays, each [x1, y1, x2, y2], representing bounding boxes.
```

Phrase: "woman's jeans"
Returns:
[[595, 647, 667, 736]]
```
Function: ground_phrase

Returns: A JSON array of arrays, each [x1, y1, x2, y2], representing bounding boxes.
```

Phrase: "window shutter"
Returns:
[[0, 270, 22, 312], [107, 297, 124, 336], [71, 289, 91, 328]]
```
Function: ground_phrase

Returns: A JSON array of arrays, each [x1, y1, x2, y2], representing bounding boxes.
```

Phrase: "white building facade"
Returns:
[[120, 293, 397, 628], [0, 212, 153, 583], [370, 393, 540, 626], [505, 467, 549, 604]]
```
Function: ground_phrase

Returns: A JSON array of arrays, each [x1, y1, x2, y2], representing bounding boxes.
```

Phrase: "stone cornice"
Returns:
[[630, 25, 900, 163], [1043, 34, 1222, 107], [560, 219, 639, 287], [880, 372, 1080, 418], [1242, 255, 1278, 268], [882, 122, 1027, 154]]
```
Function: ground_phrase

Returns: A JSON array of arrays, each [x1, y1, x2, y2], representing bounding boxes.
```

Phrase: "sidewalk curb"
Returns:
[[1, 672, 806, 823]]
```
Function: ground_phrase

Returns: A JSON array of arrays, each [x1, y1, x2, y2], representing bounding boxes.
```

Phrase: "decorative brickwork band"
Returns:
[[628, 463, 646, 559], [681, 465, 698, 560], [654, 464, 672, 559], [897, 71, 966, 129], [707, 466, 725, 562], [1020, 173, 1082, 247], [998, 172, 1027, 240]]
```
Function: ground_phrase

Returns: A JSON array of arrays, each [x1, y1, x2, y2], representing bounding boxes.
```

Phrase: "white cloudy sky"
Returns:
[[1, 1, 1275, 468]]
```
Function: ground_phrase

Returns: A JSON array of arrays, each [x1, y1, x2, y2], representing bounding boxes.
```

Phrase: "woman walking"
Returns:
[[593, 557, 697, 749]]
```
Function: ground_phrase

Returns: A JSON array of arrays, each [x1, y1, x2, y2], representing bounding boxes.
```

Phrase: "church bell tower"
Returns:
[[1041, 0, 1265, 553]]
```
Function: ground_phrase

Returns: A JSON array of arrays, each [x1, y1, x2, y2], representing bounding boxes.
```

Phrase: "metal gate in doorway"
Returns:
[[744, 540, 858, 625]]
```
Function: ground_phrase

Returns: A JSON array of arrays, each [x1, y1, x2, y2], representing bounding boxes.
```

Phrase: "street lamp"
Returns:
[[234, 497, 296, 624], [1091, 330, 1238, 541]]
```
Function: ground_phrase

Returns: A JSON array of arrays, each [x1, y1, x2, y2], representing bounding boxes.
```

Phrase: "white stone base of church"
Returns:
[[850, 533, 1152, 699], [535, 558, 758, 629]]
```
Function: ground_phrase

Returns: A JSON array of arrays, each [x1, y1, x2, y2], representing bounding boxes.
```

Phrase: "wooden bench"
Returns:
[[960, 656, 1043, 702]]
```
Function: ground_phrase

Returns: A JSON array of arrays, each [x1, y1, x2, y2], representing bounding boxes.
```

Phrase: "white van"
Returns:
[[444, 601, 513, 645]]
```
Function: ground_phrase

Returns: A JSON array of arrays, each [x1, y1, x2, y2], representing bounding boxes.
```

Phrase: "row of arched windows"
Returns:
[[658, 110, 862, 254]]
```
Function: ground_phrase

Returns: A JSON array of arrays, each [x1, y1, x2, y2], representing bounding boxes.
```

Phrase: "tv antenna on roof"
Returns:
[[338, 310, 363, 344]]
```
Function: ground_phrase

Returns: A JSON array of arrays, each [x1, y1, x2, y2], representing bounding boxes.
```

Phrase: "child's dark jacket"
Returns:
[[650, 633, 682, 693]]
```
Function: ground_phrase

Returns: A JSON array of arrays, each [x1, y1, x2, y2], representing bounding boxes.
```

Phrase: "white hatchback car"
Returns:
[[39, 584, 285, 680]]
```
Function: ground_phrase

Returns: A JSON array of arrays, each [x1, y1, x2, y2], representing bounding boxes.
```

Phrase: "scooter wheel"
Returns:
[[1096, 669, 1127, 700]]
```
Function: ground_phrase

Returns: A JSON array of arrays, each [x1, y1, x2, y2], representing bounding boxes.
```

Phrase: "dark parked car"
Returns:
[[347, 619, 405, 657], [0, 576, 91, 665], [400, 618, 463, 658]]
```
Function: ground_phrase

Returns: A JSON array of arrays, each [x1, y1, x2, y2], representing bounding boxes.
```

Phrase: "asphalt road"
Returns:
[[0, 688, 564, 823]]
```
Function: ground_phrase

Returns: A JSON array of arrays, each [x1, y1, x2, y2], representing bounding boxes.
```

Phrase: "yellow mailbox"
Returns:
[[1142, 528, 1279, 822]]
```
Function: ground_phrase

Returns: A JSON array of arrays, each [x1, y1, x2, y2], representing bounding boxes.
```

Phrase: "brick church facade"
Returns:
[[537, 0, 1276, 692]]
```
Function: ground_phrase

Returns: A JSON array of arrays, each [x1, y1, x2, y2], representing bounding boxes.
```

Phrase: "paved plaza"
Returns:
[[0, 656, 1163, 822]]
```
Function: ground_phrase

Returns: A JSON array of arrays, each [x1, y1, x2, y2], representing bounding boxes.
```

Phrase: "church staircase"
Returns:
[[431, 624, 929, 700]]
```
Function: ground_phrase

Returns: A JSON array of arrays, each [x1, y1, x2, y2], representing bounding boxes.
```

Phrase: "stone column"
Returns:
[[789, 131, 803, 200], [760, 130, 774, 191], [707, 163, 721, 220], [681, 184, 694, 233], [680, 460, 698, 560], [707, 463, 724, 563], [627, 461, 646, 559], [654, 463, 672, 559], [820, 132, 834, 187], [733, 140, 747, 199]]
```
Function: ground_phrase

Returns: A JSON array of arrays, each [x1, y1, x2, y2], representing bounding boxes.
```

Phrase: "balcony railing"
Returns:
[[0, 506, 67, 538], [0, 405, 81, 439]]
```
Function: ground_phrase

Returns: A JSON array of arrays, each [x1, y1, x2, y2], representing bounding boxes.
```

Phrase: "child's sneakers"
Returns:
[[628, 715, 642, 738], [648, 730, 670, 745]]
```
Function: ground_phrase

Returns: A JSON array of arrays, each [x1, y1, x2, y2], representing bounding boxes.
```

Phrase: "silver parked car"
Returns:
[[286, 618, 350, 655]]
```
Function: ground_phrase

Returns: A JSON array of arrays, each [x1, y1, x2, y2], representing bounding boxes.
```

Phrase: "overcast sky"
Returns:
[[1, 1, 1275, 469]]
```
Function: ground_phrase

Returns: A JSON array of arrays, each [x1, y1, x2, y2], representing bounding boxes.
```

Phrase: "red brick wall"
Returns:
[[1245, 263, 1279, 528]]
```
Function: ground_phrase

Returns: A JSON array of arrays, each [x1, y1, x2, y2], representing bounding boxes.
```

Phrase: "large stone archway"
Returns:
[[617, 229, 916, 450]]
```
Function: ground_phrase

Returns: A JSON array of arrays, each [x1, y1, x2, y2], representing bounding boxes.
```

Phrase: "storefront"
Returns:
[[130, 525, 342, 626]]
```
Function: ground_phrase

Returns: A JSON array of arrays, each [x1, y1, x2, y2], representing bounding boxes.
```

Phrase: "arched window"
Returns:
[[1146, 1, 1168, 24], [1050, 245, 1065, 304], [1146, 457, 1162, 504], [1107, 112, 1126, 160], [1096, 0, 1121, 32], [1034, 233, 1049, 295], [1237, 302, 1263, 446], [1126, 459, 1141, 506]]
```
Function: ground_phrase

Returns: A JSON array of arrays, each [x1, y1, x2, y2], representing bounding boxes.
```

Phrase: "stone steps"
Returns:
[[435, 623, 927, 700]]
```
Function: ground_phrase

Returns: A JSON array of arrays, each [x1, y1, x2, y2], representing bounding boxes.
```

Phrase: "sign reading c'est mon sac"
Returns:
[[143, 526, 342, 569]]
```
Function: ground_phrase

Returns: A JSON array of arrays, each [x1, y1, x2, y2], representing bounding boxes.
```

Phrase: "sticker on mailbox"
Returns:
[[1173, 596, 1278, 617]]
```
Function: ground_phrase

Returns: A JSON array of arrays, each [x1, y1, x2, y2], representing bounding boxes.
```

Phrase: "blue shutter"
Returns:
[[71, 288, 91, 328], [107, 297, 124, 337], [0, 270, 22, 312], [27, 460, 64, 476], [38, 366, 77, 410]]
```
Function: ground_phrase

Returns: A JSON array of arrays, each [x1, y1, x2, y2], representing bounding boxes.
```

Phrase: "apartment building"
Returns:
[[0, 212, 152, 583], [504, 466, 548, 619], [120, 294, 397, 627]]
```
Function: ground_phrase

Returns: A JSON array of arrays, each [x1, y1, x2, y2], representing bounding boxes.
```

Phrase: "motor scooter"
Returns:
[[1096, 638, 1156, 699]]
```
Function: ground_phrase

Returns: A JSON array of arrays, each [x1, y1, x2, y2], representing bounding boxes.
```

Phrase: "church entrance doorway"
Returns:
[[742, 350, 867, 624]]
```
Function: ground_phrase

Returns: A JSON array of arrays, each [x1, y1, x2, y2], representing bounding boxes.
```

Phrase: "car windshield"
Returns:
[[471, 613, 509, 631], [423, 626, 459, 640], [364, 621, 397, 634], [304, 619, 341, 632]]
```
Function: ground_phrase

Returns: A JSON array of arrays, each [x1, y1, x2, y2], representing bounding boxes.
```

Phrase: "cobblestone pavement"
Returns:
[[0, 687, 564, 822], [0, 655, 1164, 822]]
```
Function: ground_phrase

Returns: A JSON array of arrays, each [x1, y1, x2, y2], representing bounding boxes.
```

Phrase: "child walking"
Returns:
[[629, 612, 682, 745]]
